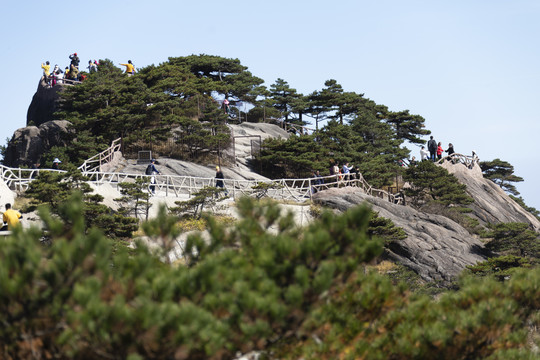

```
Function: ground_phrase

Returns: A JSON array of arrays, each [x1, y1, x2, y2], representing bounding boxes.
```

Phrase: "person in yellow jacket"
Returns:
[[2, 203, 22, 231], [119, 60, 135, 76], [41, 61, 51, 83]]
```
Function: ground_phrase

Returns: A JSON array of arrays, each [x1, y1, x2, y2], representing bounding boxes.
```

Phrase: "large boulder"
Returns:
[[313, 187, 488, 282], [4, 120, 72, 168], [225, 122, 289, 175], [441, 161, 540, 231], [26, 79, 64, 127]]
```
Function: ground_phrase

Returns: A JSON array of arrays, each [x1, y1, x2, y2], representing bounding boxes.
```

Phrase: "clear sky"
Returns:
[[2, 0, 540, 209]]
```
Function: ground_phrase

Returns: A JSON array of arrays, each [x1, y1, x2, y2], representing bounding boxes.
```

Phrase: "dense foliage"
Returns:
[[482, 222, 540, 259], [15, 53, 537, 358], [23, 166, 138, 239], [52, 55, 431, 188], [0, 195, 538, 359], [0, 195, 383, 358]]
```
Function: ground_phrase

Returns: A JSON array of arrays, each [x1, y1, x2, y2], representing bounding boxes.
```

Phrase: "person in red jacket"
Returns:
[[436, 142, 444, 160]]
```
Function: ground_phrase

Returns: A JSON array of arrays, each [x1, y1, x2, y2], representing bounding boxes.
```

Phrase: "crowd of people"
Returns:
[[40, 53, 135, 86], [308, 162, 362, 194], [40, 53, 98, 86], [414, 135, 455, 164]]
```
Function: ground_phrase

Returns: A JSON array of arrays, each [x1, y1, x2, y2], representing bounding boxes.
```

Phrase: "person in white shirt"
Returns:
[[342, 162, 354, 184], [420, 146, 429, 161]]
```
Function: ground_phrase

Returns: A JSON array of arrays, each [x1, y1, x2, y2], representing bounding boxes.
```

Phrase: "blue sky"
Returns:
[[2, 0, 540, 209]]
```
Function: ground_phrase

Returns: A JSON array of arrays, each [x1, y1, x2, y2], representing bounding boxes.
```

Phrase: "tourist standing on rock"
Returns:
[[332, 163, 340, 185], [329, 162, 335, 176], [120, 60, 136, 76], [215, 166, 227, 190], [52, 158, 62, 170], [69, 64, 79, 80], [56, 69, 64, 84], [146, 159, 160, 194], [445, 143, 455, 160], [215, 166, 225, 188], [2, 203, 22, 231], [222, 98, 230, 114], [436, 142, 444, 160], [41, 61, 50, 84], [311, 170, 324, 194], [342, 162, 354, 184], [88, 60, 97, 73], [420, 146, 429, 161], [215, 166, 229, 196], [51, 65, 62, 86], [69, 52, 80, 68], [427, 136, 437, 161]]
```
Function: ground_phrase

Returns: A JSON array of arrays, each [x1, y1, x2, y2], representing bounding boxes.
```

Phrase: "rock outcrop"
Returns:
[[313, 187, 488, 282], [224, 122, 290, 180], [26, 79, 64, 127], [442, 162, 540, 231], [108, 122, 290, 182], [4, 120, 72, 168]]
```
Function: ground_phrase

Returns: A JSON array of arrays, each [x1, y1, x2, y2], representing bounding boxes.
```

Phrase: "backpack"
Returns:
[[145, 164, 153, 175]]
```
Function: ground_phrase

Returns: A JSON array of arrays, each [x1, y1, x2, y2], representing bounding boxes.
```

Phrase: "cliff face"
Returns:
[[26, 79, 64, 127], [312, 161, 539, 281], [442, 162, 540, 231], [313, 187, 488, 282], [4, 79, 71, 167]]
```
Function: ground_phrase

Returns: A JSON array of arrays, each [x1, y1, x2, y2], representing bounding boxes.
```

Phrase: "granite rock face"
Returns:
[[313, 187, 488, 282], [313, 161, 540, 281], [4, 120, 72, 168], [110, 122, 290, 182], [26, 79, 64, 127], [441, 162, 540, 231]]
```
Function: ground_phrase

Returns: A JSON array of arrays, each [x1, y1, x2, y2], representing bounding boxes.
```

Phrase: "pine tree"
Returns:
[[171, 186, 226, 219], [258, 134, 326, 178], [268, 78, 301, 123], [482, 222, 540, 259], [25, 167, 138, 239], [403, 160, 473, 208], [480, 158, 524, 196], [0, 194, 538, 359], [115, 178, 152, 221], [383, 109, 431, 145]]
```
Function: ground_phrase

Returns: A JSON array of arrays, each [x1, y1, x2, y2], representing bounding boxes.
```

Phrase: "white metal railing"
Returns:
[[436, 152, 479, 168], [0, 163, 403, 204], [0, 165, 64, 191], [0, 136, 410, 205], [84, 171, 404, 203], [78, 138, 122, 173]]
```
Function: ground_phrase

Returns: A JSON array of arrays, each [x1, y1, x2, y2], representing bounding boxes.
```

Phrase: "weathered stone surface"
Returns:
[[441, 161, 540, 231], [4, 120, 72, 168], [313, 187, 488, 282], [111, 122, 289, 182], [26, 79, 64, 127], [224, 122, 290, 180]]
